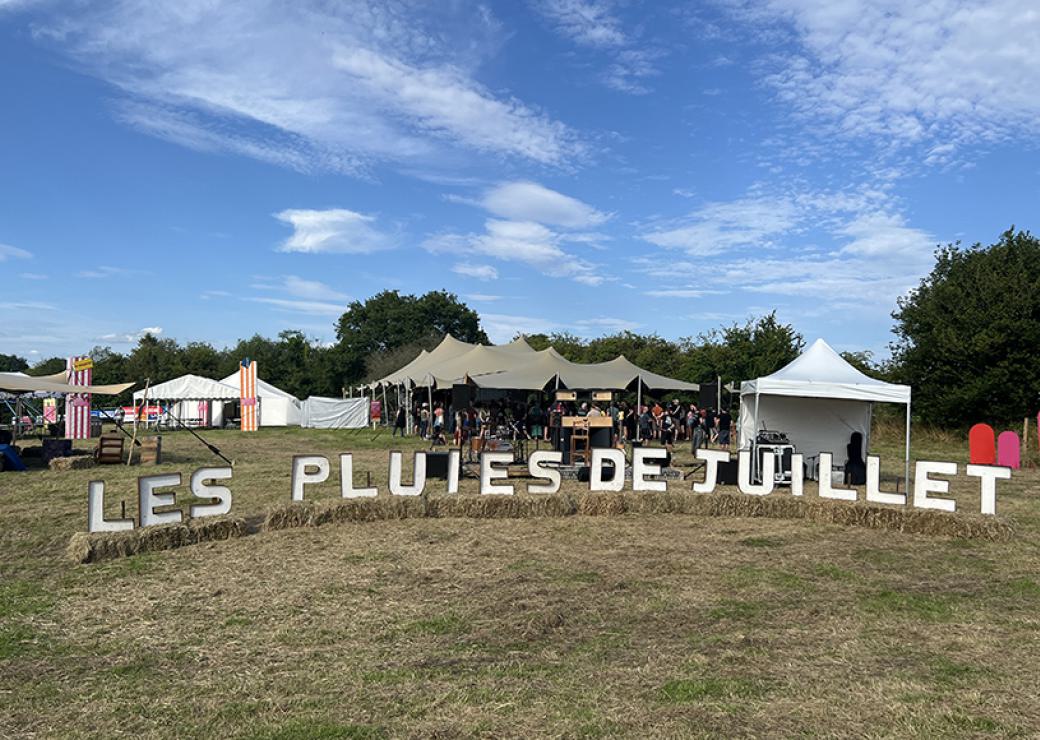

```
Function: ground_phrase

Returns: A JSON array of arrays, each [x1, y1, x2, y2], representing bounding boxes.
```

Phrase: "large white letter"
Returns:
[[790, 453, 804, 497], [738, 449, 774, 496], [291, 455, 330, 502], [818, 452, 856, 501], [389, 452, 427, 496], [189, 466, 233, 518], [340, 453, 377, 498], [632, 448, 667, 492], [693, 449, 729, 494], [480, 451, 514, 495], [966, 464, 1010, 516], [865, 455, 905, 506], [446, 449, 461, 494], [590, 448, 626, 492], [87, 480, 134, 533], [913, 461, 957, 512], [528, 450, 562, 494], [138, 473, 183, 528]]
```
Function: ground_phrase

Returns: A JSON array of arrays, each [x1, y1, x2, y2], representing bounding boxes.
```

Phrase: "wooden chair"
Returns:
[[570, 418, 591, 466], [94, 433, 125, 465]]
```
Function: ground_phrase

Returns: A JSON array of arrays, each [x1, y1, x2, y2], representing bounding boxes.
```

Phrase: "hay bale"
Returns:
[[806, 501, 1015, 541], [577, 492, 628, 516], [263, 503, 317, 531], [49, 456, 95, 471], [67, 516, 247, 564]]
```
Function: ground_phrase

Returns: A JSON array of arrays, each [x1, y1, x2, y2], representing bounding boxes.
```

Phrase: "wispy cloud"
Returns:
[[453, 263, 499, 281], [275, 208, 397, 254], [465, 293, 503, 302], [35, 2, 584, 174], [78, 265, 142, 279], [480, 181, 610, 228], [248, 274, 350, 315], [96, 326, 163, 343], [531, 0, 626, 47], [18, 272, 47, 280], [248, 297, 347, 316], [731, 0, 1040, 163], [0, 243, 31, 261]]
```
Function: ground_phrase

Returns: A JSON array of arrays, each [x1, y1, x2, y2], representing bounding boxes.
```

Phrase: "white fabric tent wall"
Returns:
[[301, 397, 368, 429], [739, 339, 912, 484]]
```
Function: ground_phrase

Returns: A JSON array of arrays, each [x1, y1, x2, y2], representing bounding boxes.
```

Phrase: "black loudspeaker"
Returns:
[[451, 384, 472, 409], [426, 452, 458, 480], [576, 466, 591, 482], [699, 384, 718, 409], [717, 459, 739, 486]]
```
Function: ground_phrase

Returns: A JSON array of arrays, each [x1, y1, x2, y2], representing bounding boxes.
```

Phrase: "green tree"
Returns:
[[0, 354, 28, 372], [336, 290, 487, 383], [891, 228, 1040, 426], [29, 357, 67, 375]]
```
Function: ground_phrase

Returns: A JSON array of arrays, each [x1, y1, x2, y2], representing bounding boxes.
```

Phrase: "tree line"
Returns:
[[4, 228, 1038, 427]]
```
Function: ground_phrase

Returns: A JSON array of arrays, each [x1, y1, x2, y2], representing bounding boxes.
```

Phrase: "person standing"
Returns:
[[419, 403, 430, 439], [718, 407, 732, 448], [393, 405, 406, 437]]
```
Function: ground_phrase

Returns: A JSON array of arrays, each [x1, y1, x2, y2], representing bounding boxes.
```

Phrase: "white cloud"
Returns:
[[426, 219, 607, 285], [531, 0, 626, 46], [96, 326, 164, 343], [35, 2, 583, 173], [0, 243, 31, 261], [481, 181, 610, 228], [282, 275, 349, 301], [78, 265, 141, 279], [275, 209, 396, 254], [641, 196, 802, 256], [481, 312, 563, 343], [248, 297, 347, 316], [602, 49, 663, 95], [736, 0, 1040, 160], [453, 263, 499, 281], [465, 293, 503, 302], [19, 272, 47, 280], [574, 317, 641, 331]]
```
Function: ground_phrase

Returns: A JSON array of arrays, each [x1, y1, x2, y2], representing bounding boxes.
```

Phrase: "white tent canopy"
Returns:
[[739, 339, 912, 484], [219, 372, 302, 427], [0, 371, 133, 396]]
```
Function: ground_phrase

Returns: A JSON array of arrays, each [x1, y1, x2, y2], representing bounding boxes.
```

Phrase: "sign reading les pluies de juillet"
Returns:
[[86, 449, 1012, 532]]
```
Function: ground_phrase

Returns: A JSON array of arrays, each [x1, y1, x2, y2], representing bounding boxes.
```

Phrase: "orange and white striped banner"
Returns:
[[239, 359, 258, 432]]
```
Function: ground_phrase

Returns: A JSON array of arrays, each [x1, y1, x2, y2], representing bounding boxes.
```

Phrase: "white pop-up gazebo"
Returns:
[[739, 339, 912, 484]]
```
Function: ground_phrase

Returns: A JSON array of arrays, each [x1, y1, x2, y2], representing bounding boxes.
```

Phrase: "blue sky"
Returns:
[[2, 0, 1039, 363]]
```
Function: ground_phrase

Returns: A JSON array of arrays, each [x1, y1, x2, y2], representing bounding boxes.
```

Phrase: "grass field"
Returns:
[[2, 422, 1039, 738]]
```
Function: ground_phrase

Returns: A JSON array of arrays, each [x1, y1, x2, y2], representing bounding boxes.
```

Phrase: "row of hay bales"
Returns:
[[67, 517, 246, 564], [67, 492, 1015, 564], [263, 492, 1015, 542]]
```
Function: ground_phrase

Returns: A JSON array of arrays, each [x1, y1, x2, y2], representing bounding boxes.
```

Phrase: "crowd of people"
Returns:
[[388, 396, 733, 454]]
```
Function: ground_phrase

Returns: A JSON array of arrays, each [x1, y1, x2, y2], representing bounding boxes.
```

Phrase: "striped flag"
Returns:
[[239, 359, 258, 432], [65, 355, 93, 440]]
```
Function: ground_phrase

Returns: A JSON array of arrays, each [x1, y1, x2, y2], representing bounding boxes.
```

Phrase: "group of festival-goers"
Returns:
[[390, 398, 732, 453]]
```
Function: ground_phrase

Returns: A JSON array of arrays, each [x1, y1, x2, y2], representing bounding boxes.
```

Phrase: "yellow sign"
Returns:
[[73, 358, 94, 372]]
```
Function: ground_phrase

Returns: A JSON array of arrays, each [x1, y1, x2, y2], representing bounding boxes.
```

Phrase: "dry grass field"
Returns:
[[2, 422, 1040, 738]]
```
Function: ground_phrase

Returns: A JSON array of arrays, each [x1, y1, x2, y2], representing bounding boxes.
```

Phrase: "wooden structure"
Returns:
[[569, 418, 591, 466], [139, 436, 163, 465], [94, 433, 125, 465]]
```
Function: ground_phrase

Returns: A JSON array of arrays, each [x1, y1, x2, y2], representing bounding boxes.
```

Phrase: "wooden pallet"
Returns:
[[94, 434, 125, 465]]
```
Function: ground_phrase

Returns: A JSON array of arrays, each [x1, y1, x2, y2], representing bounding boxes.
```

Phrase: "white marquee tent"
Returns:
[[739, 339, 912, 484], [134, 373, 303, 428], [219, 373, 302, 427]]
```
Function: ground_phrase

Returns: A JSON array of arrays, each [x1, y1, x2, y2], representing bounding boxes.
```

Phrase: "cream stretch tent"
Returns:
[[0, 371, 133, 396], [219, 372, 302, 427], [738, 339, 912, 484], [371, 334, 697, 393]]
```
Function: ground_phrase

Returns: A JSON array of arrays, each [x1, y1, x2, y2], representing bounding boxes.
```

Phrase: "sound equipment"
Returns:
[[555, 390, 577, 401], [592, 391, 612, 402], [560, 425, 613, 464], [576, 466, 591, 482], [426, 451, 460, 480], [755, 443, 794, 485], [756, 429, 790, 445], [699, 385, 718, 409], [451, 384, 472, 409], [717, 459, 739, 486]]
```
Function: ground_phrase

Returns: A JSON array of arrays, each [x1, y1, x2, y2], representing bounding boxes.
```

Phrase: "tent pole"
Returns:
[[381, 385, 387, 427], [752, 389, 761, 481], [904, 398, 911, 492], [636, 376, 642, 443], [13, 396, 22, 443]]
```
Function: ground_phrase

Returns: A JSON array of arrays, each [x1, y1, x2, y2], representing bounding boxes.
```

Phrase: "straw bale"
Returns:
[[49, 456, 95, 471], [67, 516, 247, 564]]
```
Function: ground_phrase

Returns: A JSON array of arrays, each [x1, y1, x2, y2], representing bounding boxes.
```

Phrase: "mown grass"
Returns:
[[1, 422, 1039, 736]]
